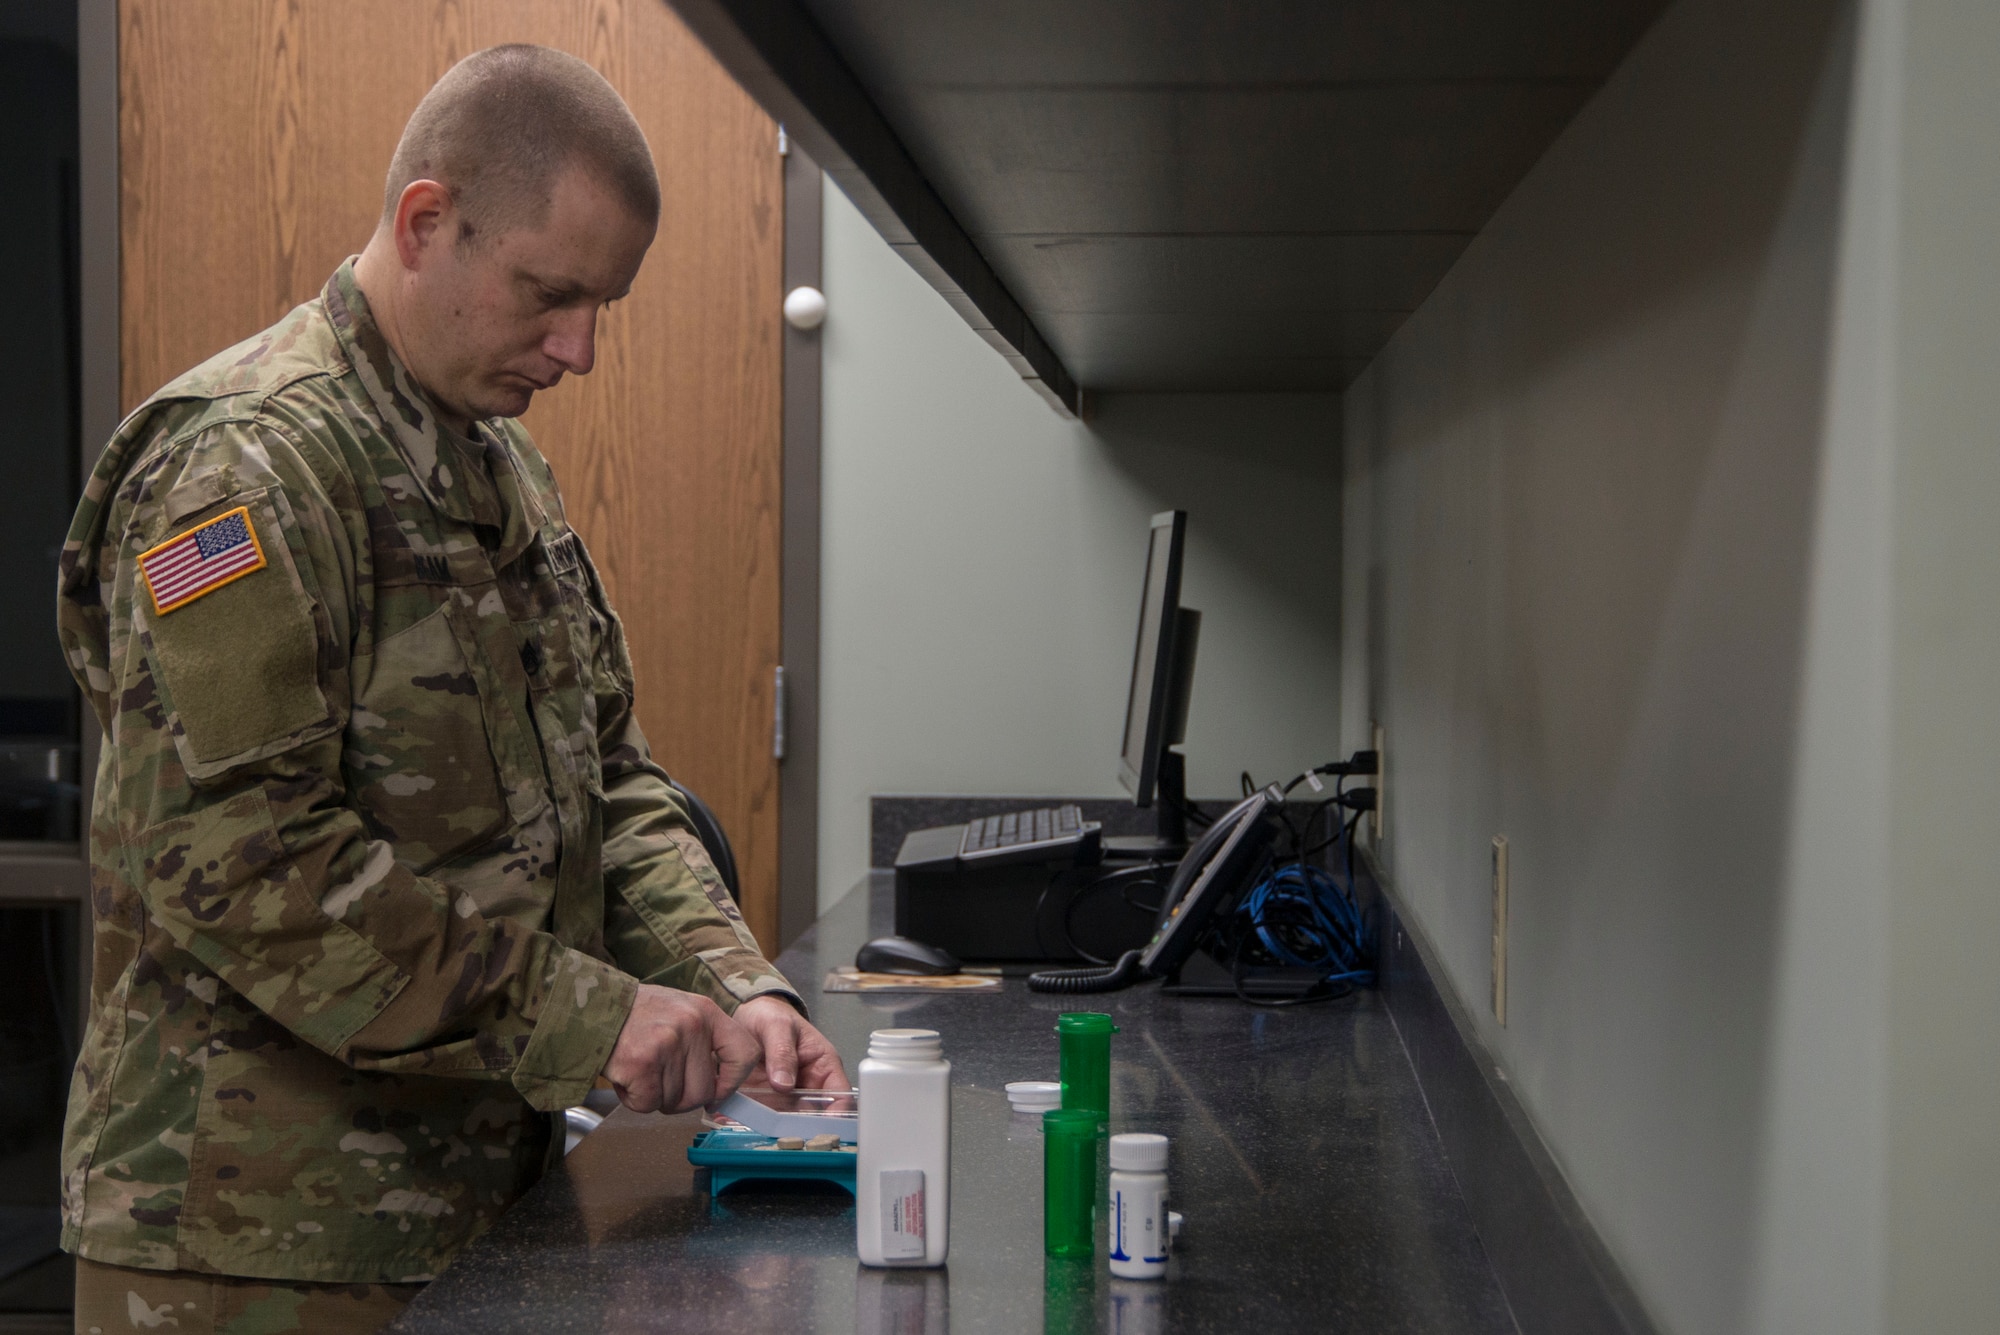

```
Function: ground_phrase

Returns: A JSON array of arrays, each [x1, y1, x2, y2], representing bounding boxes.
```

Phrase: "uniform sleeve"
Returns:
[[107, 424, 635, 1113], [596, 706, 803, 1013], [576, 561, 804, 1014]]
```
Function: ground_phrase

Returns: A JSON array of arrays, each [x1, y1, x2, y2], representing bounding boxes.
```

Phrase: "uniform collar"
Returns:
[[474, 422, 546, 570], [323, 260, 500, 530]]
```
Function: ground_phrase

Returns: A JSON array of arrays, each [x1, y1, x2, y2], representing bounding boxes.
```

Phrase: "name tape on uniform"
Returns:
[[139, 505, 269, 615], [545, 529, 585, 577]]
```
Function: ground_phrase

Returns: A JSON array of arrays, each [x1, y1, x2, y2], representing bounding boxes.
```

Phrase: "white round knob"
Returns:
[[783, 285, 827, 330]]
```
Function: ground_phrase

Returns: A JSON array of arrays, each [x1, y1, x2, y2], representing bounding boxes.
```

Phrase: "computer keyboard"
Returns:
[[959, 804, 1102, 866]]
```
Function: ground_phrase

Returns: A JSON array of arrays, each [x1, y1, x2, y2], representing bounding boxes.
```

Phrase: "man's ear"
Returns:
[[391, 179, 454, 271]]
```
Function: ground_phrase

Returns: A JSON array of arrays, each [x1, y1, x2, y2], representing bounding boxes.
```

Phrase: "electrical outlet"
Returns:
[[1491, 835, 1509, 1025], [1370, 723, 1387, 845]]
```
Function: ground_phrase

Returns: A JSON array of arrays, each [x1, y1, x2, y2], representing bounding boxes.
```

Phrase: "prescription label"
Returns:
[[879, 1168, 926, 1260]]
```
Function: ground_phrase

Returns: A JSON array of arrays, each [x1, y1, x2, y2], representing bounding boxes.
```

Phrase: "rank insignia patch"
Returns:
[[139, 505, 269, 614]]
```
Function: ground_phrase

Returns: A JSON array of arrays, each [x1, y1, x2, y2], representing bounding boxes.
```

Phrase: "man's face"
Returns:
[[400, 167, 655, 425]]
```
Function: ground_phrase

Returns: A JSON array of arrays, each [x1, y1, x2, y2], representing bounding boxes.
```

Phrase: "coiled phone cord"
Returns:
[[1027, 949, 1148, 994]]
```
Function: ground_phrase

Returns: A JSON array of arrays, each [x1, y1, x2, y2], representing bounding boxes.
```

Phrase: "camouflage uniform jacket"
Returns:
[[54, 261, 799, 1284]]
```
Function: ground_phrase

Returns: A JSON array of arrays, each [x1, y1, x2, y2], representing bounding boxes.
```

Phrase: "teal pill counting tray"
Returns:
[[687, 1130, 858, 1195]]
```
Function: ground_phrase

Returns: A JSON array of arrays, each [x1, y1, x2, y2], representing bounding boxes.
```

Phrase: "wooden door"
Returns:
[[120, 0, 787, 951]]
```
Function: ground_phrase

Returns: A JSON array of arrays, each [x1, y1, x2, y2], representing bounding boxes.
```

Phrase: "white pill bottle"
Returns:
[[1108, 1133, 1171, 1279], [856, 1028, 951, 1267]]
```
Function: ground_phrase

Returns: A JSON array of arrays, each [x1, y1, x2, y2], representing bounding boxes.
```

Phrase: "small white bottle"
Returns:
[[1107, 1133, 1170, 1279], [856, 1028, 951, 1267]]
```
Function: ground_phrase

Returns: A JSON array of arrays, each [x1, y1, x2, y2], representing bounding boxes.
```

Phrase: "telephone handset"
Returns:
[[1138, 786, 1283, 976], [1028, 785, 1284, 994]]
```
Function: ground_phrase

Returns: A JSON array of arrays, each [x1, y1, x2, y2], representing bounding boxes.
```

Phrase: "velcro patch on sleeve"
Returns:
[[139, 505, 269, 614], [139, 489, 331, 774]]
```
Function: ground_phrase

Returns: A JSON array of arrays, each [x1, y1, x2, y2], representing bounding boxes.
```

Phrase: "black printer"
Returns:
[[893, 809, 1160, 963]]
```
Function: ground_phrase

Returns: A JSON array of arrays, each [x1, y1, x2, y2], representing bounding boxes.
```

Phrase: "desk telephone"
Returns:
[[891, 789, 1285, 975]]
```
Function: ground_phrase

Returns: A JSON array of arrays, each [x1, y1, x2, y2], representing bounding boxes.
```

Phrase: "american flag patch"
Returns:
[[138, 505, 270, 615]]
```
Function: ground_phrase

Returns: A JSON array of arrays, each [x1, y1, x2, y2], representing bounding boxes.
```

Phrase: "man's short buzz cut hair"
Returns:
[[383, 44, 660, 244]]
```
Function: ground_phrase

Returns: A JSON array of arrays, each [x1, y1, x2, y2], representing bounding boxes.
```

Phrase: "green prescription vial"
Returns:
[[1042, 1108, 1100, 1257], [1056, 1012, 1118, 1128]]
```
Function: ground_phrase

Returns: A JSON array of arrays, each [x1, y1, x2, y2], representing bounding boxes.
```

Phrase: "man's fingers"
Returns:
[[758, 1020, 799, 1091], [787, 1020, 850, 1092], [615, 1074, 661, 1116], [674, 1044, 716, 1113], [654, 1054, 688, 1115], [713, 1014, 763, 1100], [603, 987, 815, 1117], [799, 1046, 851, 1093]]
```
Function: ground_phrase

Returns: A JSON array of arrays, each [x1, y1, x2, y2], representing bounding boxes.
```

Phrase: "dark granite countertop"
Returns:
[[388, 876, 1513, 1334]]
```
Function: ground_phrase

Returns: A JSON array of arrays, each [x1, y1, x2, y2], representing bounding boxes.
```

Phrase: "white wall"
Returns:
[[1876, 0, 2000, 1325], [1343, 0, 2000, 1328], [817, 182, 1341, 908]]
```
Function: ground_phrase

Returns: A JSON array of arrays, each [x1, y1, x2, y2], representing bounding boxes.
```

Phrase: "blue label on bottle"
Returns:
[[1110, 1190, 1132, 1262], [1112, 1186, 1170, 1269]]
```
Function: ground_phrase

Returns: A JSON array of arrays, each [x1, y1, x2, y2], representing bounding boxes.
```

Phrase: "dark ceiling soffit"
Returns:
[[667, 0, 1083, 418]]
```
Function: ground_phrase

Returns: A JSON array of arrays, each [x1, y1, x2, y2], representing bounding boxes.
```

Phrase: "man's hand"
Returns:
[[602, 985, 761, 1114], [734, 995, 851, 1092]]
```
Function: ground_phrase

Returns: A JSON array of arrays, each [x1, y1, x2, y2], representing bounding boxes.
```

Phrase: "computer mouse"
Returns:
[[855, 936, 962, 976]]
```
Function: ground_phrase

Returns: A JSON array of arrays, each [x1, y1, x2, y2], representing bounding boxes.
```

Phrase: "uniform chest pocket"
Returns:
[[546, 529, 634, 705], [345, 603, 510, 870], [536, 578, 611, 803]]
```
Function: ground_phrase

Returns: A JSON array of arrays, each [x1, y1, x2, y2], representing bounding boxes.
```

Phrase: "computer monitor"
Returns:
[[1111, 511, 1201, 859]]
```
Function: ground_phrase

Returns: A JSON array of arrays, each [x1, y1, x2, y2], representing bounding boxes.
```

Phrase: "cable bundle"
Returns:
[[1232, 860, 1375, 995], [1220, 756, 1380, 1005]]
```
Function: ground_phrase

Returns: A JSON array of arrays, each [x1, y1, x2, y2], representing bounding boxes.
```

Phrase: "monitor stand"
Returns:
[[1103, 749, 1191, 863]]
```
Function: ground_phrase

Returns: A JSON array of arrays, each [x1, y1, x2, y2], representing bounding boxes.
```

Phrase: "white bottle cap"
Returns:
[[1005, 1080, 1061, 1112], [1109, 1132, 1169, 1171], [867, 1028, 943, 1062]]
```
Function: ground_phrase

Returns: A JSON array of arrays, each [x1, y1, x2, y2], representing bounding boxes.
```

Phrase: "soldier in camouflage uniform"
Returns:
[[56, 46, 845, 1333]]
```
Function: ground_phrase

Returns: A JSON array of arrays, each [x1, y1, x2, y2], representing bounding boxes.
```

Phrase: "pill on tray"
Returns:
[[805, 1134, 842, 1151], [775, 1137, 805, 1151]]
